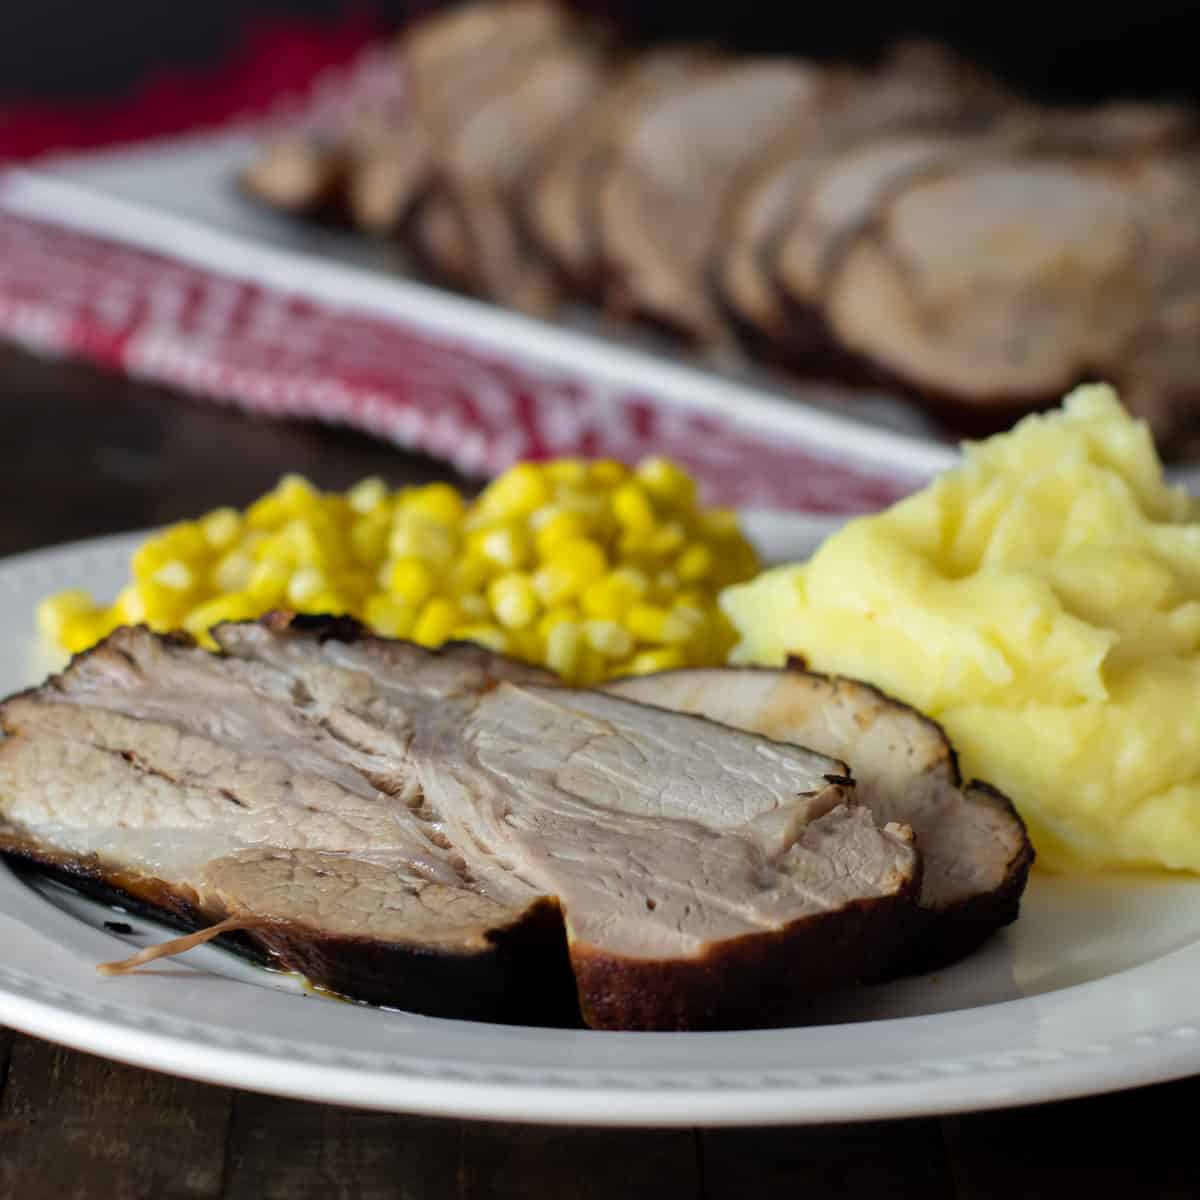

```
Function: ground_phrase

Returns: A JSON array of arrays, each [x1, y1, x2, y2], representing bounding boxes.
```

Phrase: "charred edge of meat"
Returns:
[[260, 896, 584, 1026], [751, 248, 1065, 435], [1, 839, 584, 1026], [873, 785, 1035, 978], [777, 666, 1037, 917], [0, 843, 272, 967], [572, 878, 921, 1032], [611, 662, 1035, 975]]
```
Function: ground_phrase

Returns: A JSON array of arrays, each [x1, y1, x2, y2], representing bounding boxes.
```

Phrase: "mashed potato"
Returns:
[[721, 385, 1200, 872]]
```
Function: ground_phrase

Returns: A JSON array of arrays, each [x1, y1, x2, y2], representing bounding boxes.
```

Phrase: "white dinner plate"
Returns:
[[2, 521, 1200, 1126]]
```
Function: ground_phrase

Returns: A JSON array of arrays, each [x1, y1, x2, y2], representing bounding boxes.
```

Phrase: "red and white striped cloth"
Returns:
[[0, 24, 919, 514]]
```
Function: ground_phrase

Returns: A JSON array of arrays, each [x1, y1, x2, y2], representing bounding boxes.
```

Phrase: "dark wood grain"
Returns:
[[222, 1094, 460, 1200], [0, 1034, 233, 1200], [703, 1119, 955, 1197], [1, 345, 475, 558], [944, 1079, 1200, 1200], [459, 1123, 700, 1198]]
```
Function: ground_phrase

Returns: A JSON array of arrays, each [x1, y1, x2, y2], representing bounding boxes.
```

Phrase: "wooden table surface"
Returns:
[[2, 344, 1198, 1199]]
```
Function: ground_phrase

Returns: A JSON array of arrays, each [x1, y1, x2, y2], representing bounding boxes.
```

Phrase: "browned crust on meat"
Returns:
[[570, 874, 921, 1032], [0, 833, 583, 1026], [884, 782, 1034, 976], [615, 661, 1035, 978]]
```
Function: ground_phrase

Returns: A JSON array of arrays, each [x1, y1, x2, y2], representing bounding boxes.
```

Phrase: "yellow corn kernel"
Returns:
[[61, 611, 115, 655], [488, 572, 539, 630], [387, 557, 437, 608], [553, 487, 610, 526], [294, 515, 342, 568], [287, 566, 329, 608], [700, 507, 741, 540], [456, 593, 489, 621], [247, 559, 290, 606], [152, 560, 195, 592], [350, 512, 390, 567], [131, 579, 189, 628], [37, 590, 98, 644], [532, 508, 588, 558], [548, 537, 606, 584], [347, 476, 389, 515], [453, 623, 511, 655], [201, 507, 242, 551], [653, 569, 680, 598], [471, 523, 531, 571], [364, 593, 414, 638], [584, 619, 634, 659], [626, 602, 695, 645], [445, 556, 492, 597], [212, 550, 254, 594], [509, 627, 546, 665], [389, 511, 457, 565], [589, 459, 629, 486], [412, 597, 460, 648], [543, 459, 589, 487], [611, 482, 656, 533], [245, 474, 320, 529], [477, 463, 550, 519], [131, 524, 207, 579], [624, 646, 688, 676], [545, 619, 582, 679], [636, 457, 696, 509], [183, 593, 260, 647], [337, 570, 372, 602], [294, 590, 348, 616], [112, 584, 148, 626], [574, 647, 609, 686], [401, 482, 465, 525], [580, 569, 644, 620], [537, 607, 579, 639]]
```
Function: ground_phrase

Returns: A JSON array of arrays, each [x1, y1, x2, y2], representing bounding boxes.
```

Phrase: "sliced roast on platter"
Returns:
[[605, 667, 1034, 973], [594, 58, 836, 346], [526, 45, 716, 293], [716, 42, 1015, 356], [0, 615, 930, 1031], [819, 149, 1200, 424]]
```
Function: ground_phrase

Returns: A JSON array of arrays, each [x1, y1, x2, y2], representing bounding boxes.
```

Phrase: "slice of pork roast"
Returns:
[[430, 36, 614, 313], [817, 148, 1200, 429], [717, 42, 1015, 358], [526, 46, 718, 293], [604, 667, 1033, 974], [0, 615, 919, 1031], [596, 58, 838, 346]]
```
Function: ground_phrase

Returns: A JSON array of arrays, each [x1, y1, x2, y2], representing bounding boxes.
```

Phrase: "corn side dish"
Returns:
[[40, 457, 760, 685]]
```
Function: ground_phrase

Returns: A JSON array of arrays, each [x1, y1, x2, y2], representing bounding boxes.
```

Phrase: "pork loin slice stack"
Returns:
[[606, 668, 1033, 974], [595, 59, 836, 346], [817, 150, 1200, 422], [526, 46, 716, 294], [0, 615, 924, 1032], [716, 43, 1015, 357]]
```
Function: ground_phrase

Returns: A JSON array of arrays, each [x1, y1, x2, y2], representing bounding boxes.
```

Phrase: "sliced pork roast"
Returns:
[[819, 148, 1200, 426], [429, 36, 613, 313], [0, 615, 920, 1031], [605, 668, 1033, 974], [596, 59, 836, 346], [526, 47, 718, 294], [717, 43, 1015, 357]]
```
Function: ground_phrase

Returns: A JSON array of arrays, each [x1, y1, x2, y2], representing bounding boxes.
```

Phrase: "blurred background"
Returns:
[[1, 1, 1198, 105]]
